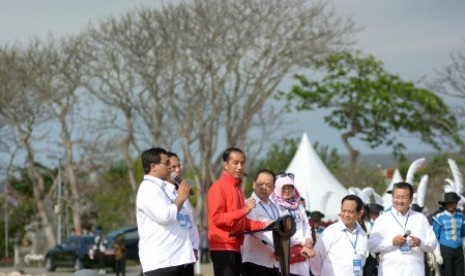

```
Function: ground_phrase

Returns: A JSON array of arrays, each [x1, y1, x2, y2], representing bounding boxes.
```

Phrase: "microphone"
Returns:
[[403, 230, 411, 238], [172, 173, 195, 195]]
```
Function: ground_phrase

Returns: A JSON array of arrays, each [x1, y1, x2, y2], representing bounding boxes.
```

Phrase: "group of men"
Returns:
[[135, 146, 465, 276]]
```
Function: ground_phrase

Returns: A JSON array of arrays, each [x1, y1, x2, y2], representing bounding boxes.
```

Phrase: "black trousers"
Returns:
[[363, 254, 378, 276], [144, 263, 194, 276], [115, 259, 126, 276], [440, 245, 464, 276], [241, 262, 279, 276], [210, 250, 241, 276]]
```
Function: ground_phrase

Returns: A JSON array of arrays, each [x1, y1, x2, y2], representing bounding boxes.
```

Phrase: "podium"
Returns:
[[230, 215, 296, 276]]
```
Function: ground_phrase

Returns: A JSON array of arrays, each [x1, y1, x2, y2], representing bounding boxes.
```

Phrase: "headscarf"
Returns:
[[271, 174, 300, 210]]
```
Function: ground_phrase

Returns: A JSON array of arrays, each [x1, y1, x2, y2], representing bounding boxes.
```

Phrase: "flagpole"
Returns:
[[4, 179, 8, 258]]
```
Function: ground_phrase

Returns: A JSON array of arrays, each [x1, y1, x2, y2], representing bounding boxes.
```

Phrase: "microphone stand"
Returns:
[[229, 215, 296, 276]]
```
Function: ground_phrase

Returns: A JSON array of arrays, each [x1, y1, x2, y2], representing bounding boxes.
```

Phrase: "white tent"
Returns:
[[286, 133, 348, 221], [382, 168, 403, 210]]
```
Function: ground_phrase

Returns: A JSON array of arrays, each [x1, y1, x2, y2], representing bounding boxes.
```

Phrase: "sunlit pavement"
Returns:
[[0, 262, 214, 276]]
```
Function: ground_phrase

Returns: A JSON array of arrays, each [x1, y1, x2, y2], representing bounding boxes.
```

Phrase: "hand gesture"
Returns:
[[301, 246, 315, 258], [177, 180, 191, 200], [392, 235, 408, 247], [245, 198, 257, 213], [408, 235, 421, 248]]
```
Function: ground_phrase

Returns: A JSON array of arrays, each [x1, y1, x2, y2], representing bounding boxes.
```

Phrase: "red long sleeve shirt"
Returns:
[[207, 171, 265, 252]]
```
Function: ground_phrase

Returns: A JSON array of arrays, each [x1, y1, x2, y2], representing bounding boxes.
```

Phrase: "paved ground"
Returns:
[[0, 263, 213, 276]]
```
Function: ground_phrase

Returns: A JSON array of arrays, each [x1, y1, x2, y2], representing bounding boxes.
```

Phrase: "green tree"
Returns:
[[284, 51, 462, 167], [256, 138, 299, 175], [245, 138, 343, 196]]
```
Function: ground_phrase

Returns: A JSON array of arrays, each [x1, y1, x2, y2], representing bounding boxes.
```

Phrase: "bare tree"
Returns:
[[153, 0, 356, 225], [77, 0, 355, 226], [27, 35, 92, 235], [0, 42, 57, 249], [435, 44, 465, 145], [82, 21, 148, 197]]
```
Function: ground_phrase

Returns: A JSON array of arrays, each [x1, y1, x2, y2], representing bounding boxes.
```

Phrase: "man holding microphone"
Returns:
[[136, 147, 195, 276]]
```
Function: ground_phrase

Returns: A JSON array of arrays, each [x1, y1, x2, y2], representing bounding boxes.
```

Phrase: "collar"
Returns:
[[336, 220, 360, 234], [251, 192, 270, 205], [165, 182, 177, 193], [393, 208, 410, 218], [222, 170, 242, 187], [445, 210, 456, 216], [144, 174, 164, 186]]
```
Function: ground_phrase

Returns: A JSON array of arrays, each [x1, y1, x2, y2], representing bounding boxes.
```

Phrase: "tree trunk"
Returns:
[[61, 120, 83, 235], [341, 131, 360, 168], [23, 134, 56, 249]]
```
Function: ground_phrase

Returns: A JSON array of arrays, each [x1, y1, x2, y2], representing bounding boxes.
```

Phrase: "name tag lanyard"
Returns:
[[259, 201, 279, 220], [391, 209, 410, 235], [144, 178, 176, 203], [144, 177, 193, 229], [344, 228, 359, 255]]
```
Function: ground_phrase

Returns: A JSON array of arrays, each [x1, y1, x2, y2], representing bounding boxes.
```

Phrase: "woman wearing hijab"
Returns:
[[271, 172, 314, 276]]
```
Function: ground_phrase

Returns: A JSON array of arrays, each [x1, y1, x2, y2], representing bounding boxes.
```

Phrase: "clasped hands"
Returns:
[[392, 234, 421, 248]]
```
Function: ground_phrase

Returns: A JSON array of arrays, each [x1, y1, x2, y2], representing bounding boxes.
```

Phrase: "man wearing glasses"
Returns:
[[136, 147, 195, 276], [207, 147, 268, 276], [368, 182, 437, 276], [241, 169, 280, 276], [167, 151, 200, 273]]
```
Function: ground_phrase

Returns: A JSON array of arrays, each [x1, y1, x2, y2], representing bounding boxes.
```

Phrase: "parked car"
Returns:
[[104, 226, 139, 268], [45, 235, 96, 271]]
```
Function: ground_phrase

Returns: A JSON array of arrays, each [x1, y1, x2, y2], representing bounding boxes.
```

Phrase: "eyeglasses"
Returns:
[[277, 172, 294, 179], [159, 161, 170, 167], [255, 182, 274, 189], [170, 164, 183, 170]]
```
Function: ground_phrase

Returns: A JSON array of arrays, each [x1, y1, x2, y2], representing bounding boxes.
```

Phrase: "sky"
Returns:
[[1, 0, 464, 155]]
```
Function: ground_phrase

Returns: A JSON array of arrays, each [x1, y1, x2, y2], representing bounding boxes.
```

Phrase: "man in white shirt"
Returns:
[[367, 182, 437, 276], [167, 152, 200, 274], [136, 147, 195, 276], [310, 194, 368, 276], [241, 169, 279, 276]]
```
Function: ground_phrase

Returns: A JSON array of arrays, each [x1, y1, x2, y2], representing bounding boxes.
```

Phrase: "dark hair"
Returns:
[[167, 151, 178, 159], [222, 147, 245, 162], [142, 147, 168, 174], [253, 169, 276, 183], [392, 182, 414, 198], [341, 194, 364, 213]]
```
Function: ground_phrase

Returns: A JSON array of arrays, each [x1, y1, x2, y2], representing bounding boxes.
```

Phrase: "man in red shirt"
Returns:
[[207, 147, 266, 276]]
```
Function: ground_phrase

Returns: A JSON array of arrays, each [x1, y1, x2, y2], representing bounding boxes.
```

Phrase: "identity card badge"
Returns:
[[353, 257, 362, 273], [177, 212, 193, 229], [400, 240, 411, 254]]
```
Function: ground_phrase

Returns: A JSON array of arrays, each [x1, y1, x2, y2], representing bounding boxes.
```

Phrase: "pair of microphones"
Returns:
[[171, 173, 195, 195]]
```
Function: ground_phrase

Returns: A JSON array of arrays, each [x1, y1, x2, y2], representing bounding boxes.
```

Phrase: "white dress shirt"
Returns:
[[367, 208, 437, 276], [165, 182, 200, 252], [242, 192, 279, 268], [277, 204, 313, 276], [310, 220, 368, 276], [136, 175, 195, 272]]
